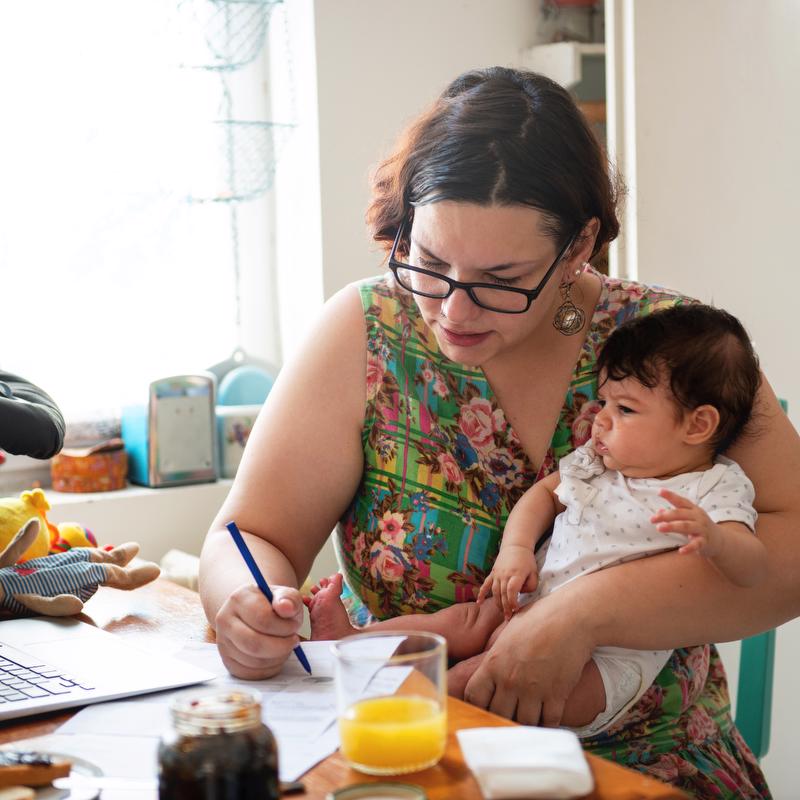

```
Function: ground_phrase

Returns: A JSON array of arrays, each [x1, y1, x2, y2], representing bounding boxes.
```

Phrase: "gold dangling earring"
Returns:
[[553, 277, 585, 336]]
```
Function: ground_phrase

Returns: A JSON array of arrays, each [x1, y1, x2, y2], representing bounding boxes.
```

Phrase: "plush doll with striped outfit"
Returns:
[[0, 518, 159, 617]]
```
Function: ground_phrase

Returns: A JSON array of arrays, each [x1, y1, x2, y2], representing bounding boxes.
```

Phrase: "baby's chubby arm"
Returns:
[[652, 488, 767, 587], [477, 471, 566, 618]]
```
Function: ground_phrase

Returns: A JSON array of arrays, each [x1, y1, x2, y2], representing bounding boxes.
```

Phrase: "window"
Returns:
[[0, 1, 291, 421]]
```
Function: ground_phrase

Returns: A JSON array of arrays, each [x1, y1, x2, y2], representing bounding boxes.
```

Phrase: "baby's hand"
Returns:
[[476, 545, 538, 620], [651, 489, 724, 557]]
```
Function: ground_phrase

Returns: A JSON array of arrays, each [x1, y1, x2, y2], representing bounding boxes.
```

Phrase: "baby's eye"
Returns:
[[596, 399, 606, 408], [618, 405, 634, 414]]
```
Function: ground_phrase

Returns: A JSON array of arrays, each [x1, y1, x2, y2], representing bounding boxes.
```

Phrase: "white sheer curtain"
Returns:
[[0, 1, 284, 421]]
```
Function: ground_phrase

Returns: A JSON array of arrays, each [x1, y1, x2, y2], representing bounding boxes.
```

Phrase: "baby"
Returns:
[[308, 303, 766, 736]]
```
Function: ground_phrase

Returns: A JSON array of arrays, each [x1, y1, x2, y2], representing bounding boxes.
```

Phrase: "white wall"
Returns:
[[608, 2, 800, 794], [618, 0, 800, 429], [47, 482, 231, 563], [312, 0, 544, 299]]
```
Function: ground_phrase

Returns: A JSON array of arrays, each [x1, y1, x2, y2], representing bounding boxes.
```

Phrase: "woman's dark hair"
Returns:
[[366, 66, 620, 258], [597, 304, 761, 455]]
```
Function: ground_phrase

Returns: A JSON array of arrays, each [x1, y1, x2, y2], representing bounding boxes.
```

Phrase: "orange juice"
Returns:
[[339, 695, 447, 774]]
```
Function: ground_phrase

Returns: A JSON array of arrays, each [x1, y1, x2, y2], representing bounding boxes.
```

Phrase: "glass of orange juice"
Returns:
[[332, 631, 447, 775]]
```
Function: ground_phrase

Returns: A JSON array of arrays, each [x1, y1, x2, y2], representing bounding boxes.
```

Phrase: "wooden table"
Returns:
[[0, 580, 686, 799]]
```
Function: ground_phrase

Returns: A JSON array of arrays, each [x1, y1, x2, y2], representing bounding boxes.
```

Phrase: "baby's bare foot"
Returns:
[[307, 573, 357, 640]]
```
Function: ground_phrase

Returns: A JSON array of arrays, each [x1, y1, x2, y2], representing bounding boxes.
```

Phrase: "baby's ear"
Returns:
[[683, 404, 720, 446]]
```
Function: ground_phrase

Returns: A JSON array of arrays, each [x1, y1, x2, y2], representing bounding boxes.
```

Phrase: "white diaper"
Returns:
[[572, 646, 672, 738]]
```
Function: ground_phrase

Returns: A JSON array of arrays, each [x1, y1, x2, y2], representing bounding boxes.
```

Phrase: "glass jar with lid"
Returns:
[[158, 689, 279, 799]]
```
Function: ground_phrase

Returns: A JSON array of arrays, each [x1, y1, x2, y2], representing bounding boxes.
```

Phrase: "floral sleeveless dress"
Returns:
[[336, 269, 771, 799]]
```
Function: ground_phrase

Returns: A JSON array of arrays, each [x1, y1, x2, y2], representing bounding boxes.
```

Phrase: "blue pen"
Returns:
[[226, 521, 312, 675]]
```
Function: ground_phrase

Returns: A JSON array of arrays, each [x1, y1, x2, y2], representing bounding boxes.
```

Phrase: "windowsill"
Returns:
[[44, 480, 234, 562], [47, 479, 233, 506]]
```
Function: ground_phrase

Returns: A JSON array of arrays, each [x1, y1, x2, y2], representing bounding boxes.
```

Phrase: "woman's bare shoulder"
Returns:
[[211, 282, 373, 574], [267, 281, 369, 432]]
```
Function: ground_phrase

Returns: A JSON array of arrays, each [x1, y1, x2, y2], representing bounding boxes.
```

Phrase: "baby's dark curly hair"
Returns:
[[597, 304, 761, 455]]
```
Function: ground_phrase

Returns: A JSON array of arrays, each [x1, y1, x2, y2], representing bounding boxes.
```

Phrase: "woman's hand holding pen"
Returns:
[[215, 583, 305, 680]]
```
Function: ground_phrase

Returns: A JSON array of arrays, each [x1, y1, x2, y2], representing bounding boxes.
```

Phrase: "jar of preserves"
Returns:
[[158, 689, 279, 799]]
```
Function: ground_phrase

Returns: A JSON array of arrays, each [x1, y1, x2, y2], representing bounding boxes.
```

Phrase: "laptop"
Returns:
[[0, 616, 215, 721]]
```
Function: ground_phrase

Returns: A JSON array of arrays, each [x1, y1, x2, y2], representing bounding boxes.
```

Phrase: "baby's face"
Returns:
[[592, 375, 699, 479]]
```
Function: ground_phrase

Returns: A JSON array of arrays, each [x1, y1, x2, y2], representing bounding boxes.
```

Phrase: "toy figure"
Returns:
[[0, 518, 159, 617], [0, 488, 101, 560]]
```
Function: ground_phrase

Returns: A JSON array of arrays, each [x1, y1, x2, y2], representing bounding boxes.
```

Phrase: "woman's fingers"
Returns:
[[216, 624, 294, 678], [223, 611, 298, 659], [271, 586, 305, 622], [465, 661, 555, 726], [463, 666, 496, 711], [488, 685, 519, 720], [515, 692, 544, 726], [461, 595, 594, 731], [215, 583, 303, 679], [539, 697, 567, 728], [238, 586, 303, 636], [218, 646, 285, 680]]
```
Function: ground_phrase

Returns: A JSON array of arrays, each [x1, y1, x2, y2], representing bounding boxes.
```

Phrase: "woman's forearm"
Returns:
[[199, 527, 300, 627], [564, 510, 800, 652]]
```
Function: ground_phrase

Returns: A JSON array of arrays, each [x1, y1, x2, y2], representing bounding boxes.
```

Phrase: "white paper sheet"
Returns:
[[36, 637, 409, 791]]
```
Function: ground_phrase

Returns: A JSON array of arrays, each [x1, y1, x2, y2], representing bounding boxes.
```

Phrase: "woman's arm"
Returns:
[[465, 378, 800, 724], [199, 285, 368, 678]]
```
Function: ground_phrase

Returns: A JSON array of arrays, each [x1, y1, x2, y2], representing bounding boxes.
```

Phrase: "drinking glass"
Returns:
[[332, 631, 447, 775]]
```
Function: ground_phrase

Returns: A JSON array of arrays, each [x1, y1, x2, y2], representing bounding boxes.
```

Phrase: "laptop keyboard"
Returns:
[[0, 644, 95, 703]]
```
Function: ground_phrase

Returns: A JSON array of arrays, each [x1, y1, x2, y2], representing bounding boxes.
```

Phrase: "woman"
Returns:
[[200, 67, 800, 797]]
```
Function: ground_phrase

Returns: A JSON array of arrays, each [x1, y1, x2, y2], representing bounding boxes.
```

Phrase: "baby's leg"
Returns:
[[558, 659, 607, 729], [307, 573, 502, 659], [562, 648, 670, 734], [366, 598, 503, 661]]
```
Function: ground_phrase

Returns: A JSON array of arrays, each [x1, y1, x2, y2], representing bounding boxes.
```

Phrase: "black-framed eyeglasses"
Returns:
[[388, 218, 578, 314]]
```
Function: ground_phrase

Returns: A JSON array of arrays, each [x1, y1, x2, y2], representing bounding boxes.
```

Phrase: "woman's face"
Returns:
[[405, 201, 576, 367]]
